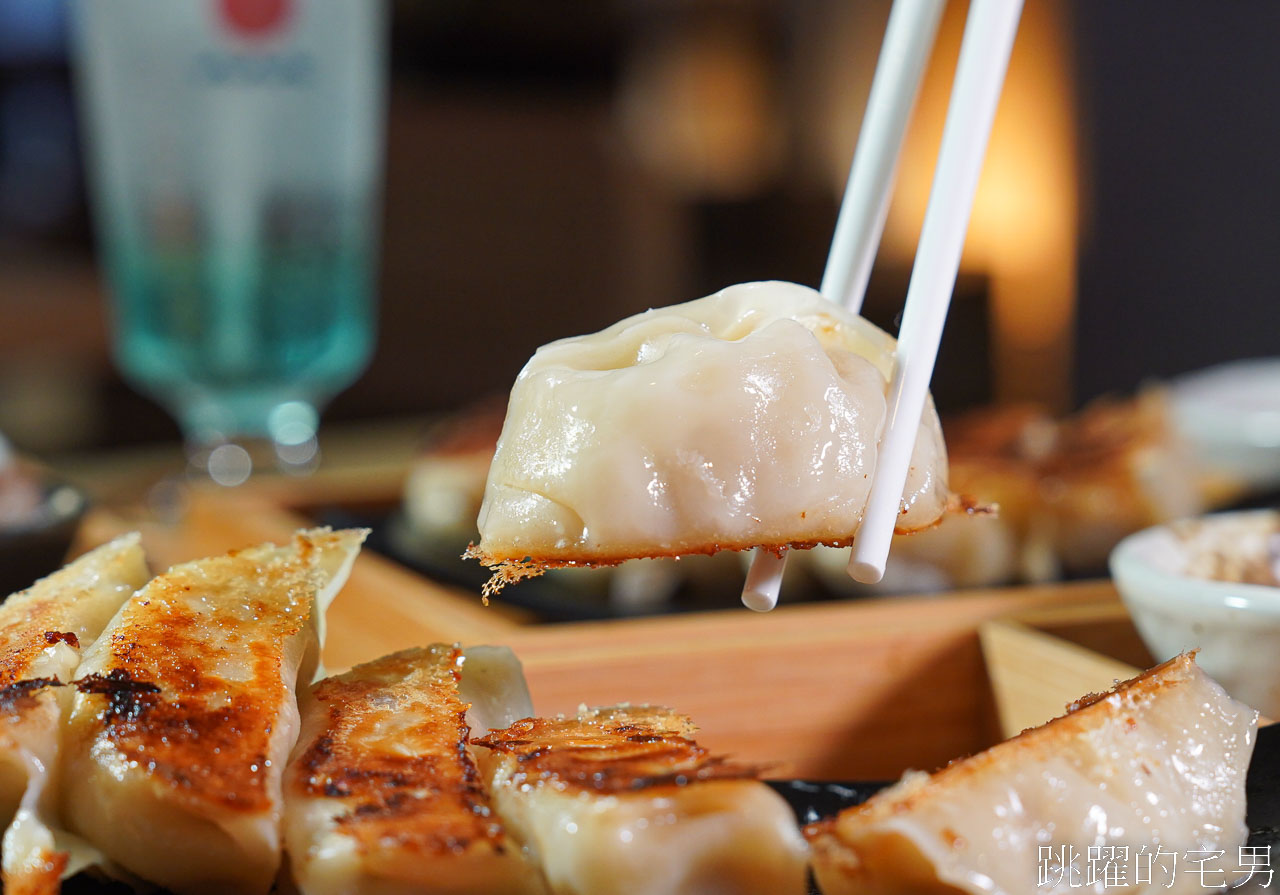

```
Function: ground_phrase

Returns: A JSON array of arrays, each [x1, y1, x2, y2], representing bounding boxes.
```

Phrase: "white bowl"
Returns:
[[1110, 510, 1280, 717], [1169, 358, 1280, 490]]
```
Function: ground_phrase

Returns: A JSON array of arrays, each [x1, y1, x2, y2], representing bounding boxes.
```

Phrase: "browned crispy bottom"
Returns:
[[293, 645, 508, 858], [470, 705, 770, 794], [465, 494, 994, 598]]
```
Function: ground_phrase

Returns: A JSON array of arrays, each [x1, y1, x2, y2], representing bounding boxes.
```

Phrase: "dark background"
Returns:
[[0, 0, 1275, 455], [1072, 0, 1280, 400]]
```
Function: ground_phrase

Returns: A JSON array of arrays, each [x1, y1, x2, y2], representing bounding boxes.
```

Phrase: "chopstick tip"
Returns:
[[742, 547, 788, 612], [846, 555, 886, 585], [741, 587, 780, 613]]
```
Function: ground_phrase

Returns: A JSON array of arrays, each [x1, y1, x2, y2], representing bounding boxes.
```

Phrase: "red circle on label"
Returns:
[[218, 0, 293, 39]]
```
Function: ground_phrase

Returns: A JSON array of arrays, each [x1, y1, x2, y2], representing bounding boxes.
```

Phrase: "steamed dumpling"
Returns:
[[0, 535, 149, 894], [472, 281, 949, 581], [61, 528, 365, 895]]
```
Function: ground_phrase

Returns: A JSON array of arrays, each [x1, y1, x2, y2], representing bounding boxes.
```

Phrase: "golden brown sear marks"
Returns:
[[79, 534, 323, 814], [0, 536, 145, 689], [0, 602, 81, 688], [471, 706, 763, 794], [0, 678, 63, 713], [293, 645, 505, 857], [42, 631, 79, 649], [72, 669, 160, 722]]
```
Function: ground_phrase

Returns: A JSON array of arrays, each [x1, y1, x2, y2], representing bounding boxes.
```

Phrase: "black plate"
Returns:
[[61, 726, 1278, 894], [772, 723, 1280, 894]]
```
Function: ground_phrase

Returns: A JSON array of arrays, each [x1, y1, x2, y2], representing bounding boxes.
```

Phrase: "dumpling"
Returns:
[[283, 644, 544, 895], [805, 654, 1257, 895], [470, 705, 809, 895], [60, 528, 365, 895], [0, 533, 149, 825], [0, 535, 149, 895], [456, 644, 535, 736], [893, 394, 1205, 589], [470, 281, 950, 588], [1035, 392, 1203, 575]]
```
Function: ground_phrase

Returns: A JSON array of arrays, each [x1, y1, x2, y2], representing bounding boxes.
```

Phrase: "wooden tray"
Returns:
[[75, 487, 1156, 780]]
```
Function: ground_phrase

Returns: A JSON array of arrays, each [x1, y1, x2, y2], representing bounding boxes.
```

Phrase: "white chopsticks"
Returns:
[[821, 0, 947, 315], [849, 0, 1023, 583], [741, 0, 943, 612], [741, 0, 1023, 610]]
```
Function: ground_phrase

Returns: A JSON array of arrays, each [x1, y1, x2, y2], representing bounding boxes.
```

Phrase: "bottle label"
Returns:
[[197, 0, 310, 87], [216, 0, 294, 41]]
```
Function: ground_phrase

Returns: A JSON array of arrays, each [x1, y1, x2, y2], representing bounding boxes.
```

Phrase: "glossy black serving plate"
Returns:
[[63, 725, 1279, 894], [773, 723, 1280, 894]]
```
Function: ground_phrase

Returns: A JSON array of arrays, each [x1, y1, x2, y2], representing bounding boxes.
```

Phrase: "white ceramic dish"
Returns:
[[1110, 509, 1280, 718], [1169, 358, 1280, 490]]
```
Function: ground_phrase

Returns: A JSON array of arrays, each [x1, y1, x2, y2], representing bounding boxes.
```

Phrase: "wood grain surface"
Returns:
[[74, 489, 1145, 779]]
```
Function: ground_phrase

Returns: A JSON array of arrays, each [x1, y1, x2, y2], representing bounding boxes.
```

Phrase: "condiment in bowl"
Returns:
[[1110, 509, 1280, 717]]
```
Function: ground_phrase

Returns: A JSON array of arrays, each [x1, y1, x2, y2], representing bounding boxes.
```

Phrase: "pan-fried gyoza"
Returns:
[[283, 644, 544, 895], [60, 528, 365, 895], [0, 535, 149, 895], [471, 705, 810, 895], [0, 534, 1261, 895], [805, 654, 1257, 895]]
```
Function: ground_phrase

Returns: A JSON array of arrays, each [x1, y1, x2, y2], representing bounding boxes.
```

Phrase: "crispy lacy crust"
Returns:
[[466, 494, 993, 596], [291, 644, 508, 858], [470, 705, 767, 794], [77, 533, 324, 814], [803, 653, 1200, 840]]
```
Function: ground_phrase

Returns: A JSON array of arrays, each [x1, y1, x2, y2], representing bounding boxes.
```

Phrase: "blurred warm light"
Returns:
[[814, 0, 1078, 409], [617, 21, 785, 200]]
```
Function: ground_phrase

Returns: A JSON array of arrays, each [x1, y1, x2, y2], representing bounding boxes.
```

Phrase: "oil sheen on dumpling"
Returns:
[[806, 654, 1257, 895], [283, 644, 544, 895], [474, 281, 949, 573], [0, 534, 149, 894], [61, 528, 365, 895]]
